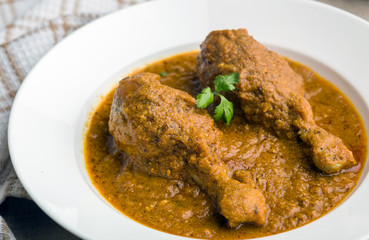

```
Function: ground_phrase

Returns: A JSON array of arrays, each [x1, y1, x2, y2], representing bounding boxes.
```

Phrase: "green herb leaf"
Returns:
[[196, 87, 214, 108], [213, 94, 233, 126], [195, 73, 238, 125], [160, 72, 168, 77], [214, 73, 239, 92]]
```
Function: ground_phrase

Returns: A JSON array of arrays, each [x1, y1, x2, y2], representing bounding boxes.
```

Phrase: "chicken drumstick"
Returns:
[[109, 72, 267, 227], [197, 29, 356, 174]]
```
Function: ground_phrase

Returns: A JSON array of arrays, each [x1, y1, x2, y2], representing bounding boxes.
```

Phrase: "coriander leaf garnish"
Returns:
[[214, 94, 233, 125], [160, 72, 168, 77], [214, 73, 239, 92], [196, 87, 214, 108], [195, 73, 239, 126]]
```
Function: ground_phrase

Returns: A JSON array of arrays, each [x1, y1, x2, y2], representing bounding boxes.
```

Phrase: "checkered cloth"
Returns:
[[0, 0, 147, 238]]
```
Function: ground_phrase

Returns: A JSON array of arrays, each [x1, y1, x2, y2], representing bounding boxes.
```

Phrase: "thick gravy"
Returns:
[[84, 52, 367, 239]]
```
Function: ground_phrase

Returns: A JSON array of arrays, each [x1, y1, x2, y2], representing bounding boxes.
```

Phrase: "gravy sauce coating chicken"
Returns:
[[85, 30, 367, 239]]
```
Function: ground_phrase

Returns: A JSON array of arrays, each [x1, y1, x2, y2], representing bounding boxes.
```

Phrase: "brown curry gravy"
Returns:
[[84, 52, 367, 239]]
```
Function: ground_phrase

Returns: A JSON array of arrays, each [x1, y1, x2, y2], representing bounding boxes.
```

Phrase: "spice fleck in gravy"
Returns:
[[84, 52, 367, 239]]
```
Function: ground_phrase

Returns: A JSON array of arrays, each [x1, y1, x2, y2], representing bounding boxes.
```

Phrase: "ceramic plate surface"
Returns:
[[8, 0, 369, 239]]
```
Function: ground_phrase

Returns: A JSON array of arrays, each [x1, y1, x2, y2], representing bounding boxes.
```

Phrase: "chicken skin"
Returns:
[[197, 29, 356, 174], [109, 72, 267, 227]]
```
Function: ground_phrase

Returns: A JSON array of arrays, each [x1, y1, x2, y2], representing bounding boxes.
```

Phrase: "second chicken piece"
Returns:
[[197, 29, 356, 174]]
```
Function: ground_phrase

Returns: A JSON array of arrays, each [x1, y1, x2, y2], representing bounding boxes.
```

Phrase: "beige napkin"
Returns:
[[0, 0, 147, 238]]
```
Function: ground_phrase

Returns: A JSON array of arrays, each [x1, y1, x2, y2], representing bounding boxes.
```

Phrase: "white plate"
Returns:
[[8, 0, 369, 239]]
